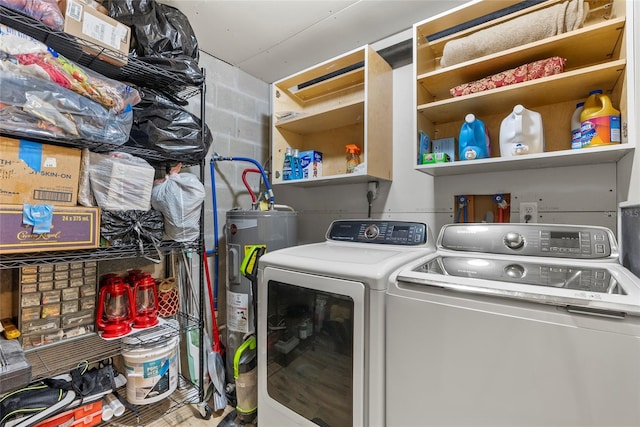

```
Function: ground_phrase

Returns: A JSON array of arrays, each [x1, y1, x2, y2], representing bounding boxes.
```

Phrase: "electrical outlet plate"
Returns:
[[520, 202, 538, 223]]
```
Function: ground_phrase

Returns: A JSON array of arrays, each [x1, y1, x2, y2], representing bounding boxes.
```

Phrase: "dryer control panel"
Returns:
[[327, 220, 428, 245], [439, 223, 619, 260]]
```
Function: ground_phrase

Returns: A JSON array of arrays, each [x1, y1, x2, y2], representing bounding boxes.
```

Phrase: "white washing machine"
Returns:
[[387, 223, 640, 426], [257, 220, 436, 427]]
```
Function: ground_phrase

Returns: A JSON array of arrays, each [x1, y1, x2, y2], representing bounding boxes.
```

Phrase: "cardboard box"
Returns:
[[0, 137, 81, 206], [0, 205, 100, 254], [299, 150, 323, 179], [422, 152, 450, 164], [432, 137, 457, 162], [63, 0, 131, 66]]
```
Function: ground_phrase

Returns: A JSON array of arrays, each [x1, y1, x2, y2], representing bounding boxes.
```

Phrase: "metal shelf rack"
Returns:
[[0, 4, 210, 421]]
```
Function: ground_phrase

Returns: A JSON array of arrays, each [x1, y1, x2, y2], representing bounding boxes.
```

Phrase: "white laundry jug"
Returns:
[[499, 105, 544, 157]]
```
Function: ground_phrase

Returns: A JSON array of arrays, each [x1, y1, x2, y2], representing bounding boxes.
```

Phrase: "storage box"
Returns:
[[0, 338, 32, 394], [63, 0, 131, 66], [299, 150, 323, 179], [0, 137, 82, 206], [432, 137, 457, 162], [422, 152, 450, 164], [0, 205, 100, 254]]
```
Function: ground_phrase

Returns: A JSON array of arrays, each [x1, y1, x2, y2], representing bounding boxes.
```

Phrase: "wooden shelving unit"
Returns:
[[413, 0, 632, 176], [272, 45, 393, 186]]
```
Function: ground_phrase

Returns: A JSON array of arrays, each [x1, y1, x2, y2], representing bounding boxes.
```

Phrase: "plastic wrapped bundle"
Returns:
[[104, 0, 204, 85], [0, 0, 65, 30], [0, 24, 140, 113], [151, 166, 205, 242], [0, 70, 133, 144], [88, 152, 156, 211], [100, 209, 164, 262], [127, 88, 212, 160]]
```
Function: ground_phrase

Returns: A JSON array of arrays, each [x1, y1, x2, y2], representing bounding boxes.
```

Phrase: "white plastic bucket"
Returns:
[[122, 335, 179, 405]]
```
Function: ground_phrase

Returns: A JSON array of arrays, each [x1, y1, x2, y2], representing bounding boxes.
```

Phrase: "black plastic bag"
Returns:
[[101, 209, 164, 262], [126, 88, 212, 160], [104, 0, 204, 85]]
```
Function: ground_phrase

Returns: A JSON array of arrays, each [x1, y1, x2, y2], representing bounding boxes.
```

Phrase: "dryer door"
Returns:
[[258, 267, 366, 427]]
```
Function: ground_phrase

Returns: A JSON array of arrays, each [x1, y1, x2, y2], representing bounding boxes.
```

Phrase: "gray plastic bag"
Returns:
[[151, 169, 205, 242]]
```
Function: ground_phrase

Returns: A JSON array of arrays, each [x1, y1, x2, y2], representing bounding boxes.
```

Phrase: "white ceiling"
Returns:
[[161, 0, 466, 83]]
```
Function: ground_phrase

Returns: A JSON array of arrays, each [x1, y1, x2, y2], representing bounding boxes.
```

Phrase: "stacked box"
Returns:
[[18, 262, 98, 349], [299, 150, 323, 179]]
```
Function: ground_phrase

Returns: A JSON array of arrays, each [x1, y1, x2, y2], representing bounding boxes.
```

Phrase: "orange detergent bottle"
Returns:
[[579, 89, 621, 148]]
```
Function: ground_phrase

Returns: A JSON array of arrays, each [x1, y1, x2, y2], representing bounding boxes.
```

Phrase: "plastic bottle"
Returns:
[[292, 149, 303, 180], [499, 104, 544, 157], [571, 102, 584, 149], [282, 147, 292, 181], [459, 114, 490, 160], [580, 89, 621, 148], [346, 144, 361, 173]]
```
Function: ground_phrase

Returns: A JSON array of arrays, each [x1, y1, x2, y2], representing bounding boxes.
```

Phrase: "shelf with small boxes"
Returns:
[[413, 0, 635, 177]]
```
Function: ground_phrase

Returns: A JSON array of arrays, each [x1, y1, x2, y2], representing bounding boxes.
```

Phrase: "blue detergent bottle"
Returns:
[[459, 114, 491, 160], [282, 147, 293, 181]]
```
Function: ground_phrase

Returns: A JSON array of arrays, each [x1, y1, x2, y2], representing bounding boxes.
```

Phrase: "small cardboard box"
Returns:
[[0, 205, 100, 254], [299, 150, 323, 179], [422, 152, 450, 164], [63, 0, 131, 66], [432, 137, 457, 162], [0, 137, 81, 206]]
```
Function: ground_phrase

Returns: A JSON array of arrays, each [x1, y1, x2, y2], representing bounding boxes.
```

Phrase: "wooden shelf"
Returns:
[[417, 59, 626, 123], [416, 144, 634, 176], [272, 45, 392, 184], [275, 101, 364, 134], [418, 17, 626, 100]]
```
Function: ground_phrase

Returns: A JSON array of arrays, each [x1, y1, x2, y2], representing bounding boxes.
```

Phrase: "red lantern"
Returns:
[[133, 274, 159, 328], [96, 278, 135, 338]]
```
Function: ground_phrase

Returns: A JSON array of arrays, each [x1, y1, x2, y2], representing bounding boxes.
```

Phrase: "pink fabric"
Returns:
[[450, 56, 566, 97]]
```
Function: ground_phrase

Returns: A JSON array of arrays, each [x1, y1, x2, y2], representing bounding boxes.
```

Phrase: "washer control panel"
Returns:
[[439, 223, 618, 260], [327, 220, 428, 245]]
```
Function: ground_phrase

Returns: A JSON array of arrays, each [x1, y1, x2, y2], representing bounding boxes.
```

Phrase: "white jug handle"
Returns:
[[513, 105, 524, 138]]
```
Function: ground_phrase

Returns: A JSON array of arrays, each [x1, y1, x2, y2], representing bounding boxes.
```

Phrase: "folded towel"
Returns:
[[441, 0, 588, 67], [450, 56, 566, 97]]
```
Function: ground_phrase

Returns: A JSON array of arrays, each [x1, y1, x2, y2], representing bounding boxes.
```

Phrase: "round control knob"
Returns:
[[504, 232, 525, 250], [504, 264, 526, 279], [364, 224, 380, 239]]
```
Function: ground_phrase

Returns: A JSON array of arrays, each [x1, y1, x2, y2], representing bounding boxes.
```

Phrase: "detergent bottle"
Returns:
[[282, 147, 293, 181], [499, 104, 544, 157], [459, 114, 490, 160], [580, 89, 621, 148], [571, 102, 584, 149], [292, 148, 303, 180], [346, 144, 361, 173]]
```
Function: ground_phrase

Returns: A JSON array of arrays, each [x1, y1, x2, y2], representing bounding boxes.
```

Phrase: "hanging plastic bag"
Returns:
[[151, 164, 205, 242]]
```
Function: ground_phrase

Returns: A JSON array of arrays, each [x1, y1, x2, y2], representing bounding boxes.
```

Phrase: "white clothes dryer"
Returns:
[[387, 223, 640, 426], [257, 220, 436, 427]]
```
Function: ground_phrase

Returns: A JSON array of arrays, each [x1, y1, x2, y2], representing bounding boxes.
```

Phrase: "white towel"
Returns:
[[441, 0, 588, 67]]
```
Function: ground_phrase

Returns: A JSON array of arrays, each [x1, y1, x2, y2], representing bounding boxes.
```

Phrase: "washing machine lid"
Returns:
[[259, 241, 435, 291], [259, 220, 437, 290], [398, 253, 640, 316]]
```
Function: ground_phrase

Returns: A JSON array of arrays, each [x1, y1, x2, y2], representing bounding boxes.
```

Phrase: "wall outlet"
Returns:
[[520, 202, 538, 223]]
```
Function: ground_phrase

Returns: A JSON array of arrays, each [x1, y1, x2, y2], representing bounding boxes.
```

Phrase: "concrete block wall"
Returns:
[[187, 52, 272, 334]]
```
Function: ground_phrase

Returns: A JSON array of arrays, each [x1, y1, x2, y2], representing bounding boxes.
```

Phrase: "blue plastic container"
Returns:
[[459, 114, 490, 160]]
